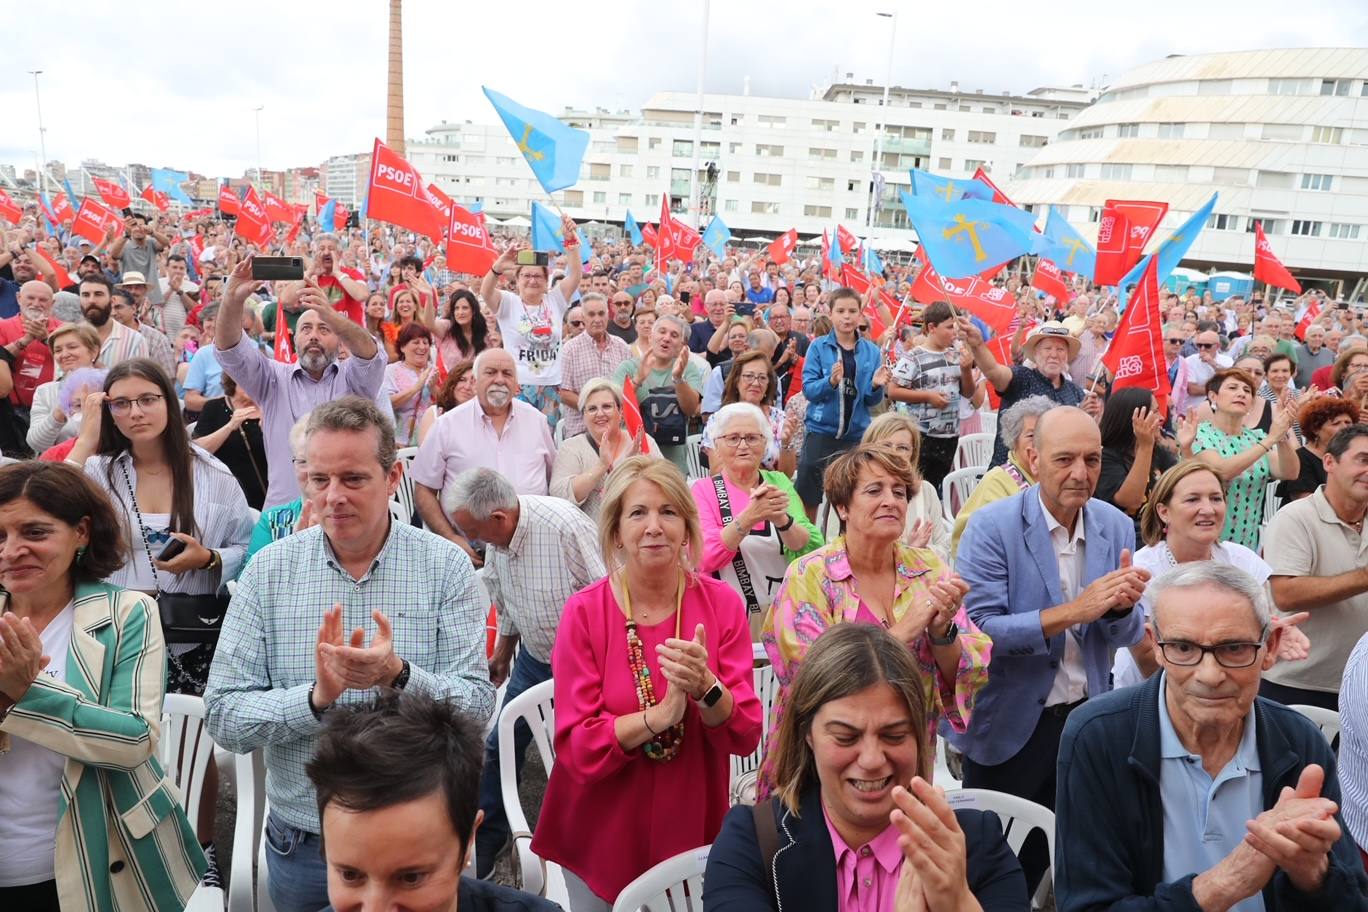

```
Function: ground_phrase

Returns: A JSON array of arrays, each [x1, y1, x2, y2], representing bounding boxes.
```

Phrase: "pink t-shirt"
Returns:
[[823, 804, 905, 912]]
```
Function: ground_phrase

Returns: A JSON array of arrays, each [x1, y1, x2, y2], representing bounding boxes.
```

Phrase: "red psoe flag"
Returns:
[[1102, 255, 1170, 414], [840, 264, 872, 296], [836, 223, 859, 254], [0, 188, 22, 223], [621, 376, 649, 454], [273, 306, 297, 363], [1254, 223, 1303, 294], [445, 202, 498, 275], [50, 192, 76, 224], [1095, 199, 1168, 286], [426, 183, 455, 241], [218, 185, 240, 215], [234, 187, 274, 247], [71, 198, 126, 244], [1295, 301, 1321, 341], [907, 248, 1016, 334], [31, 245, 74, 288], [366, 138, 445, 240], [140, 185, 170, 213], [262, 191, 293, 224], [315, 192, 332, 215], [92, 177, 131, 209], [672, 221, 703, 261], [768, 228, 798, 266], [640, 222, 658, 248], [657, 194, 677, 273], [1032, 259, 1073, 304]]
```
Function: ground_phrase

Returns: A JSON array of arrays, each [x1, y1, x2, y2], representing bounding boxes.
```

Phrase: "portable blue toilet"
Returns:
[[1208, 271, 1254, 301], [1166, 267, 1208, 297]]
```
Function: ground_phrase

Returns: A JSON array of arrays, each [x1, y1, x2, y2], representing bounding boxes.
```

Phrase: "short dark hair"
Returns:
[[828, 286, 861, 310], [80, 274, 114, 294], [1327, 424, 1368, 460], [398, 255, 424, 273], [167, 253, 187, 265], [395, 320, 433, 351], [0, 462, 128, 581], [922, 301, 953, 326], [1262, 352, 1294, 375], [307, 692, 484, 850], [1206, 367, 1256, 399], [111, 288, 135, 307], [127, 213, 148, 225]]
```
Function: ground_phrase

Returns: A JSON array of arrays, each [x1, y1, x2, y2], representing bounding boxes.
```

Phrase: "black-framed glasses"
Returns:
[[1165, 338, 1184, 345], [1195, 342, 1217, 350], [1153, 623, 1268, 668]]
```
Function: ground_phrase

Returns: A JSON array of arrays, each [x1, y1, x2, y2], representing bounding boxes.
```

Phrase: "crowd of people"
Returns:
[[2, 195, 1368, 912]]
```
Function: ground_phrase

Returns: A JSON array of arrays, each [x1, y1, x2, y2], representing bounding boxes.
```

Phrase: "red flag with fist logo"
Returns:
[[1254, 223, 1302, 294], [1102, 256, 1169, 413], [366, 138, 445, 241], [768, 228, 798, 266]]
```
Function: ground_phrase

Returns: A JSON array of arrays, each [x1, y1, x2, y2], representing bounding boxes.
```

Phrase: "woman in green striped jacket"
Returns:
[[0, 462, 205, 912]]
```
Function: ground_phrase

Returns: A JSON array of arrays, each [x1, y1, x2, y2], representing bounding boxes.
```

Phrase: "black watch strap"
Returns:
[[391, 658, 411, 691], [698, 679, 725, 708]]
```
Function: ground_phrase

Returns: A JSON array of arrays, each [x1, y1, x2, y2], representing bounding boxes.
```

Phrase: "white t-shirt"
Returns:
[[1111, 541, 1271, 689], [0, 602, 76, 886], [496, 287, 568, 387], [126, 512, 172, 594]]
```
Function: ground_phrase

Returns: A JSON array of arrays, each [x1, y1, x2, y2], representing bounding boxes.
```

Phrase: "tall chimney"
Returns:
[[386, 0, 405, 154]]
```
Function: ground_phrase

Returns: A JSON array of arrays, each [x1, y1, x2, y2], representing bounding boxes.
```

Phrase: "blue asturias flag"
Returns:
[[531, 201, 591, 264], [899, 192, 1041, 279], [483, 86, 590, 195], [151, 168, 193, 205], [625, 210, 643, 246], [1118, 193, 1218, 311], [863, 245, 885, 275], [63, 178, 81, 209], [318, 199, 338, 233], [702, 216, 730, 259], [1037, 207, 1098, 281], [908, 168, 996, 203], [828, 229, 845, 269]]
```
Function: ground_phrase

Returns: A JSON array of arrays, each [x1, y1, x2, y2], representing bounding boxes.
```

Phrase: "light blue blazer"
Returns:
[[949, 485, 1145, 766]]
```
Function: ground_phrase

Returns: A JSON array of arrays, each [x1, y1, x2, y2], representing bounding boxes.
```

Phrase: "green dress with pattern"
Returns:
[[1192, 422, 1271, 550]]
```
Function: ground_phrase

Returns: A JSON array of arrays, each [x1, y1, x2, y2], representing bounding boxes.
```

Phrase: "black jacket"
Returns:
[[703, 785, 1029, 911], [458, 876, 562, 911], [1056, 673, 1368, 911]]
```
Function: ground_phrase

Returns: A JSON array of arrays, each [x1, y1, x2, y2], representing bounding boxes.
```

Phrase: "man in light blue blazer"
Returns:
[[952, 406, 1150, 888]]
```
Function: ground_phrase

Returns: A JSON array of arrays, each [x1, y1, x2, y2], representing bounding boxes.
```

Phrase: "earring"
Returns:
[[75, 545, 87, 564]]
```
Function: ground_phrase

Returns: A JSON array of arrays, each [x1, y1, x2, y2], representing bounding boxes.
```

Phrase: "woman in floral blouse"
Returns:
[[759, 443, 991, 793]]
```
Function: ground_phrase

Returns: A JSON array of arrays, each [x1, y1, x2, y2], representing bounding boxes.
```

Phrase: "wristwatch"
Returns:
[[390, 659, 411, 691], [696, 678, 725, 708], [929, 621, 959, 647], [776, 514, 796, 533], [201, 549, 222, 573]]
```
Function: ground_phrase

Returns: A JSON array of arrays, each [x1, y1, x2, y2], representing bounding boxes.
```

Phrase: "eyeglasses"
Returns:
[[1153, 625, 1267, 668], [1165, 338, 1184, 345], [568, 320, 584, 327], [1195, 342, 1217, 350], [108, 394, 165, 415], [715, 433, 766, 450], [738, 372, 769, 384]]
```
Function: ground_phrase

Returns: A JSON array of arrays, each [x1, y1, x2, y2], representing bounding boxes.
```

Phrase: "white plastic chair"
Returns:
[[946, 788, 1055, 904], [954, 432, 994, 470], [228, 750, 275, 912], [685, 433, 705, 482], [729, 652, 781, 806], [160, 695, 225, 912], [979, 409, 998, 438], [941, 466, 987, 523], [1290, 704, 1341, 749], [611, 845, 711, 912], [389, 499, 408, 525], [392, 446, 419, 526], [499, 679, 565, 902]]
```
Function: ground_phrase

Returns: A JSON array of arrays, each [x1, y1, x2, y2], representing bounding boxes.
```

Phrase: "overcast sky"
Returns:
[[2, 0, 1364, 179]]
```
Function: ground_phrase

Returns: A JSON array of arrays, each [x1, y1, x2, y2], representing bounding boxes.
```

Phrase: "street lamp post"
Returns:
[[28, 70, 48, 194], [689, 0, 712, 228], [866, 11, 898, 234], [253, 105, 264, 190]]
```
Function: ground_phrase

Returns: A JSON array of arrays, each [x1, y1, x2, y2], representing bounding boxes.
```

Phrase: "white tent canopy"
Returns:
[[501, 215, 531, 228]]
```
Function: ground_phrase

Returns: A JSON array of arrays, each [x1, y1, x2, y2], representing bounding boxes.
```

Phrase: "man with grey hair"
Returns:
[[207, 395, 495, 912], [950, 395, 1054, 558], [441, 467, 605, 878], [612, 313, 705, 473], [689, 287, 733, 356], [558, 291, 631, 436], [216, 255, 386, 508], [1057, 562, 1368, 911]]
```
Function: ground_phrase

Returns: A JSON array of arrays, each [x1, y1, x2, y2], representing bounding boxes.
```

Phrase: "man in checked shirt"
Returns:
[[205, 396, 495, 912], [443, 466, 605, 880]]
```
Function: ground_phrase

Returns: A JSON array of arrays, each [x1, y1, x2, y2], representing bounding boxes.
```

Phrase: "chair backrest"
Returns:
[[941, 466, 987, 521], [160, 695, 217, 823], [1262, 483, 1283, 525], [1289, 704, 1341, 749], [685, 433, 705, 482], [730, 663, 780, 784], [955, 432, 994, 470], [945, 788, 1055, 875], [611, 845, 711, 912], [393, 446, 419, 526], [500, 679, 557, 896], [228, 749, 273, 912], [389, 499, 408, 525], [979, 409, 998, 438]]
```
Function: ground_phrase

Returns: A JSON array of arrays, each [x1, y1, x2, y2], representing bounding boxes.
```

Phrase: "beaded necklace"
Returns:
[[620, 570, 686, 762]]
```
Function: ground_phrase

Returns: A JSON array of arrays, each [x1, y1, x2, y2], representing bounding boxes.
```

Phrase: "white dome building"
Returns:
[[1007, 48, 1368, 298]]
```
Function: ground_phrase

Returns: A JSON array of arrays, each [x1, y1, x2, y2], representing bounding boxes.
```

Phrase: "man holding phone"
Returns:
[[109, 214, 172, 308]]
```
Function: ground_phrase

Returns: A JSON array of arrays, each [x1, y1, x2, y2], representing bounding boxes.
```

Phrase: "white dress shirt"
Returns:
[[1040, 490, 1089, 706]]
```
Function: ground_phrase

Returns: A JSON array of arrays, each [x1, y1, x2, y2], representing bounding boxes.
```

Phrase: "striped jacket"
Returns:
[[0, 582, 206, 911]]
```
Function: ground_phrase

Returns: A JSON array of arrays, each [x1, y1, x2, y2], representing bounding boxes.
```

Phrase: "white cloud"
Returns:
[[2, 0, 1363, 179]]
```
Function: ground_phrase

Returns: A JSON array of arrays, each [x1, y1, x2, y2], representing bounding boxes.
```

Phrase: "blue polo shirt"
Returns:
[[1158, 674, 1265, 912]]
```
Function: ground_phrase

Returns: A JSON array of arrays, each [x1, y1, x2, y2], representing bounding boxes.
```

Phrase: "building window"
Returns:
[[1019, 134, 1048, 148], [1256, 170, 1294, 189], [755, 144, 784, 157], [806, 176, 835, 191], [700, 141, 720, 160], [1321, 78, 1351, 96], [1246, 217, 1278, 233], [845, 208, 859, 220], [937, 157, 952, 169], [1208, 123, 1246, 140], [933, 103, 947, 110], [563, 191, 584, 207], [1301, 173, 1334, 191], [811, 118, 840, 132], [619, 164, 633, 178], [588, 163, 610, 181], [1200, 79, 1234, 94], [809, 147, 837, 160], [1212, 167, 1250, 184], [646, 166, 660, 179], [645, 193, 659, 206], [617, 136, 639, 154], [1066, 163, 1085, 179], [753, 172, 782, 186], [495, 156, 516, 166], [672, 140, 693, 158], [1261, 123, 1302, 141], [803, 205, 832, 218], [723, 199, 738, 212], [1078, 127, 1103, 140], [1153, 165, 1188, 182], [1311, 126, 1344, 144], [758, 114, 786, 126], [941, 128, 956, 141], [967, 130, 996, 144], [648, 137, 661, 150], [1042, 167, 1055, 179], [1290, 219, 1322, 236], [1101, 164, 1133, 180], [618, 193, 632, 205], [850, 150, 864, 163], [725, 170, 739, 182], [965, 159, 985, 172], [1207, 213, 1239, 231], [1329, 223, 1361, 240], [1268, 78, 1305, 95], [1117, 123, 1139, 138], [853, 122, 867, 133], [729, 142, 742, 154], [592, 191, 606, 204], [1157, 122, 1185, 139], [751, 201, 781, 215]]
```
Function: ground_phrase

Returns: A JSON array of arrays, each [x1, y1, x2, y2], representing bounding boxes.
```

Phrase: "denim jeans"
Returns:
[[475, 645, 553, 877], [264, 812, 332, 912]]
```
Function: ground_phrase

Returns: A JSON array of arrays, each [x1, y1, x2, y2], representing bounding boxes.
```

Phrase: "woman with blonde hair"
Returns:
[[705, 623, 1028, 911], [533, 457, 762, 911], [550, 378, 663, 522]]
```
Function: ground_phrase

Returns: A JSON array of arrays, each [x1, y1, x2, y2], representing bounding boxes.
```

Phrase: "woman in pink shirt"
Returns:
[[704, 623, 1028, 912], [532, 457, 762, 911]]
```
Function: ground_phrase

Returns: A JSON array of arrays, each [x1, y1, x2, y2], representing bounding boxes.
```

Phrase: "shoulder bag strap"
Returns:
[[751, 798, 781, 908]]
